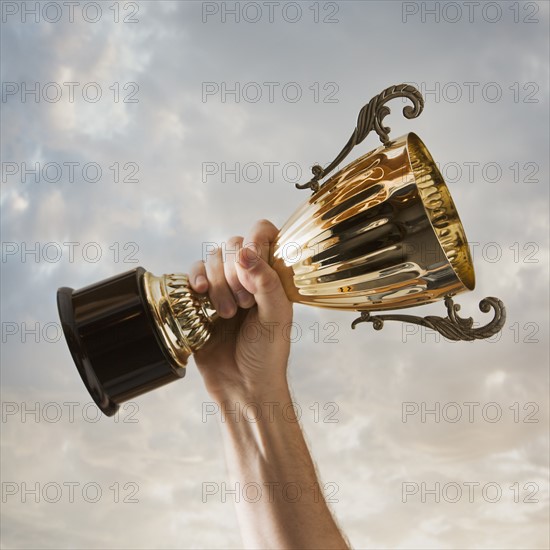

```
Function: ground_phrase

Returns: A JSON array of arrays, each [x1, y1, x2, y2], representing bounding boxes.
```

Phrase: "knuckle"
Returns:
[[257, 267, 280, 295], [249, 219, 278, 240], [227, 235, 243, 247], [256, 218, 278, 231], [190, 260, 205, 273], [242, 241, 261, 260]]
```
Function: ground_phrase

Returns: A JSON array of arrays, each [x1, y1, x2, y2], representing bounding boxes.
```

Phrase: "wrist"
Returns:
[[207, 377, 291, 406]]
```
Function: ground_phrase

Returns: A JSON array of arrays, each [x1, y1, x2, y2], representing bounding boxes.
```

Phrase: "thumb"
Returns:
[[236, 246, 291, 323]]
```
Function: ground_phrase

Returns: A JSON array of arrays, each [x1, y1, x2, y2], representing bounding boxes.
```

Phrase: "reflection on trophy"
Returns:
[[57, 84, 506, 416]]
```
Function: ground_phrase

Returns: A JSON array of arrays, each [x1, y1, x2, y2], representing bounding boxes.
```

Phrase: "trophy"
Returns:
[[57, 84, 506, 416]]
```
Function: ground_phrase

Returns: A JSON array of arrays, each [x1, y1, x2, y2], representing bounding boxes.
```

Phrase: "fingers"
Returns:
[[189, 260, 208, 294], [223, 236, 255, 309], [236, 249, 291, 323], [189, 237, 255, 318], [189, 220, 289, 321], [188, 248, 235, 319], [242, 219, 279, 265], [236, 220, 292, 323]]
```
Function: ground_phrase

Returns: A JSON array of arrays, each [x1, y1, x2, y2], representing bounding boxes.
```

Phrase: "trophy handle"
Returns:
[[351, 296, 506, 341], [296, 83, 424, 192]]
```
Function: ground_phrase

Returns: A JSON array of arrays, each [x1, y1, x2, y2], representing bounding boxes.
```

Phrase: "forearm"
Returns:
[[192, 221, 348, 547], [215, 384, 349, 550]]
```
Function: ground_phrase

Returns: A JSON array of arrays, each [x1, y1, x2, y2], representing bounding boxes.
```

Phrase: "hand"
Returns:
[[188, 220, 293, 402]]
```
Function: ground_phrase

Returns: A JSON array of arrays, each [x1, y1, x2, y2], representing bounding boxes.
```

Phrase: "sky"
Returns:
[[1, 1, 549, 548]]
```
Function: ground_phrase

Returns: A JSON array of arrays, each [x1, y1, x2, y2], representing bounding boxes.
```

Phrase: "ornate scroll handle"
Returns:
[[296, 83, 425, 193], [351, 297, 506, 341]]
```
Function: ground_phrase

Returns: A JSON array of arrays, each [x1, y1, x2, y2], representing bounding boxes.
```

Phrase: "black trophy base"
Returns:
[[57, 267, 184, 416]]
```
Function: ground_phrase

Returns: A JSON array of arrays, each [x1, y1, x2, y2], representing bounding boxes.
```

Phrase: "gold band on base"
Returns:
[[143, 272, 218, 372]]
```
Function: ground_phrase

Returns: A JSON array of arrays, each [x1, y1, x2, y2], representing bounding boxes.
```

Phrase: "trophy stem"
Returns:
[[143, 272, 218, 368]]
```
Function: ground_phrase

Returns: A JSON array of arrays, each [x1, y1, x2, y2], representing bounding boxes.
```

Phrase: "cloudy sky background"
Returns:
[[1, 1, 549, 548]]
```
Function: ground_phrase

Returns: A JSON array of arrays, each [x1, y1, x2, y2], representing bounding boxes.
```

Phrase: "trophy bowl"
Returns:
[[57, 84, 506, 416], [273, 132, 475, 311]]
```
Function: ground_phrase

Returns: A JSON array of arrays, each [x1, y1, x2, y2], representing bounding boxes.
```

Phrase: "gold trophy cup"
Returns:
[[57, 85, 506, 416]]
